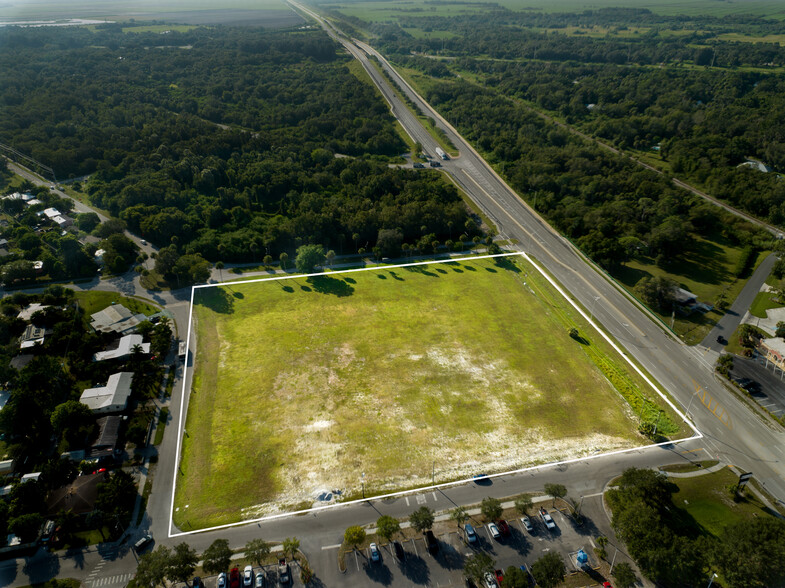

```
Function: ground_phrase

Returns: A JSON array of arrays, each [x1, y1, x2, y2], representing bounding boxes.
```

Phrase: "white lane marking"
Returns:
[[405, 496, 410, 506], [321, 543, 341, 550]]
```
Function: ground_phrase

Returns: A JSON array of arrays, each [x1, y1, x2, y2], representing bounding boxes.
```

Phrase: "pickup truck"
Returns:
[[540, 507, 556, 530], [277, 559, 290, 585]]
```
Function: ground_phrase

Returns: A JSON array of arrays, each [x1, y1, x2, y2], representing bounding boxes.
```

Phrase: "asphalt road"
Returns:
[[2, 7, 785, 585], [290, 4, 785, 501], [732, 356, 785, 418]]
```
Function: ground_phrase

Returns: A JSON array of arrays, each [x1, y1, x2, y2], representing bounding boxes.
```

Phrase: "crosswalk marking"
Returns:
[[85, 573, 134, 586]]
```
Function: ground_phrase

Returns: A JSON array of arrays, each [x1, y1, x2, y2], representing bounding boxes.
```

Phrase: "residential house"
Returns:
[[94, 334, 150, 362], [90, 305, 147, 335], [80, 372, 134, 414]]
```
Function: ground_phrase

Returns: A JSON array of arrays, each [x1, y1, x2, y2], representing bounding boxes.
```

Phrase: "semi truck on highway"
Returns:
[[435, 147, 449, 160]]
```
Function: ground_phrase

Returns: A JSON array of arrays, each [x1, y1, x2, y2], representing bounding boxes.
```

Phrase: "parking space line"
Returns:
[[432, 491, 437, 501], [354, 549, 360, 571], [405, 496, 410, 506], [321, 543, 341, 550], [410, 537, 419, 556]]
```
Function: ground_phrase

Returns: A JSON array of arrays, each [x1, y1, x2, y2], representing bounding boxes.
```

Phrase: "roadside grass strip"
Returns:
[[170, 253, 699, 535]]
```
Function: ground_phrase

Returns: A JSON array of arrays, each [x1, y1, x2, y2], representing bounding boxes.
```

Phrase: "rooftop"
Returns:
[[17, 303, 50, 322], [94, 334, 150, 361], [80, 372, 134, 413], [90, 304, 147, 334]]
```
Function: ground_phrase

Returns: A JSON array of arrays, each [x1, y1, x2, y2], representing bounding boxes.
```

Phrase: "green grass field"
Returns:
[[325, 0, 785, 21], [670, 467, 777, 537], [175, 255, 678, 529], [749, 290, 783, 319]]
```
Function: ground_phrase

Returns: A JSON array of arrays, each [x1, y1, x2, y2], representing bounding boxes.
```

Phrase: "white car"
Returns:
[[217, 573, 227, 588], [487, 522, 501, 540], [255, 572, 265, 588], [521, 516, 533, 533], [483, 570, 498, 588], [243, 565, 253, 587], [540, 507, 556, 530], [369, 542, 380, 562]]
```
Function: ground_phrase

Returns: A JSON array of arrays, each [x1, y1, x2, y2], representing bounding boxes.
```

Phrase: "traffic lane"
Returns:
[[731, 356, 785, 417]]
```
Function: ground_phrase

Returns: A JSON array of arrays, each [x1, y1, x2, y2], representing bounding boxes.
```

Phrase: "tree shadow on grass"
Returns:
[[462, 264, 477, 271], [388, 271, 404, 281], [233, 291, 244, 299], [195, 287, 234, 314], [494, 257, 522, 273], [344, 277, 356, 284], [281, 285, 295, 293], [404, 266, 439, 277], [300, 285, 312, 292], [434, 267, 448, 274], [377, 273, 387, 279], [307, 276, 355, 297]]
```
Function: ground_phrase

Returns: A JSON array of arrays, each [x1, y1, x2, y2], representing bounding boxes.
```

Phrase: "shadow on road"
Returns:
[[400, 552, 430, 585]]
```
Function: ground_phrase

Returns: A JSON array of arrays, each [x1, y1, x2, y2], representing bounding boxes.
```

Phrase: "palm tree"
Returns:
[[215, 261, 224, 283], [280, 252, 289, 271]]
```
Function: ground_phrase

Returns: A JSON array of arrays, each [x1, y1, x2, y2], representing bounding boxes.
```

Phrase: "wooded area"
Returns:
[[0, 26, 475, 261]]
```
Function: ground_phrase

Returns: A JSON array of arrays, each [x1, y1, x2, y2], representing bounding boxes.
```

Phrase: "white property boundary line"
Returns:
[[169, 252, 702, 537]]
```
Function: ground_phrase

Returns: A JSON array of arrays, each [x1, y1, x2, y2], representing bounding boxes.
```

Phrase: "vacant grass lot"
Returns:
[[176, 256, 673, 529], [670, 467, 778, 537]]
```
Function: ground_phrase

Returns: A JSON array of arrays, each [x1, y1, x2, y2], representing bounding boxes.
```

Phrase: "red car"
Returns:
[[495, 569, 504, 584], [496, 519, 511, 537], [229, 567, 240, 588]]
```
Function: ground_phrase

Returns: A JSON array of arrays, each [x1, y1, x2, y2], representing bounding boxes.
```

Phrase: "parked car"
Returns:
[[413, 162, 425, 169], [495, 569, 504, 584], [483, 571, 498, 588], [277, 558, 290, 585], [424, 530, 439, 555], [464, 523, 478, 544], [243, 565, 253, 587], [192, 577, 203, 588], [254, 572, 265, 588], [540, 507, 556, 530], [487, 521, 501, 540], [496, 519, 511, 537], [393, 540, 405, 562], [217, 573, 227, 588], [369, 542, 381, 562], [229, 567, 240, 588], [133, 534, 153, 553], [716, 335, 726, 345], [429, 161, 442, 167], [520, 516, 533, 533]]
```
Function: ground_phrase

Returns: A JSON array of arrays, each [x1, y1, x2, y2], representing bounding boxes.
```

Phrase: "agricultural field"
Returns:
[[323, 0, 785, 21], [175, 255, 684, 529], [0, 0, 301, 26]]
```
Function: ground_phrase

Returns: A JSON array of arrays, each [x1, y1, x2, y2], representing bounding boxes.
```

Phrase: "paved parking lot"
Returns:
[[732, 356, 785, 417], [340, 504, 613, 587]]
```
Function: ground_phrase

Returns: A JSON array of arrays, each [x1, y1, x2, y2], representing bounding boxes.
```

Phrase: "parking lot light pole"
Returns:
[[361, 472, 365, 499], [707, 573, 718, 587], [609, 547, 618, 573]]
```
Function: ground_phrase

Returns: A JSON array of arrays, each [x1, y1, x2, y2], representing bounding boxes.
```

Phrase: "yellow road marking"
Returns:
[[693, 380, 732, 429]]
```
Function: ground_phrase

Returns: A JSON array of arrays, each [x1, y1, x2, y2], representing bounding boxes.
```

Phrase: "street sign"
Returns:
[[738, 472, 753, 489]]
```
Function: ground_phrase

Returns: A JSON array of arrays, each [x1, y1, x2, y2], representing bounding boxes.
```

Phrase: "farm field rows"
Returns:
[[174, 255, 683, 529]]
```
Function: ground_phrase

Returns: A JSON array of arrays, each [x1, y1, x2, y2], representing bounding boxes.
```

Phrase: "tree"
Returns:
[[50, 400, 96, 450], [531, 552, 565, 588], [777, 321, 785, 339], [463, 551, 494, 582], [376, 228, 403, 258], [75, 212, 101, 233], [203, 538, 234, 575], [450, 506, 468, 528], [295, 244, 325, 274], [376, 515, 400, 543], [167, 542, 198, 584], [282, 536, 300, 561], [712, 517, 785, 588], [9, 512, 43, 543], [279, 252, 289, 271], [344, 525, 366, 551], [634, 276, 677, 312], [325, 249, 336, 267], [215, 261, 224, 282], [514, 494, 533, 516], [480, 497, 502, 521], [96, 470, 137, 522], [135, 545, 172, 588], [409, 506, 434, 533], [502, 565, 529, 588], [263, 255, 272, 267], [612, 562, 638, 588], [739, 324, 759, 349], [244, 538, 270, 566], [543, 483, 567, 506], [716, 353, 734, 376]]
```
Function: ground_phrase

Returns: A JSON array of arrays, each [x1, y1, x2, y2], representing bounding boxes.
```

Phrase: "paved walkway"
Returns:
[[660, 461, 726, 478]]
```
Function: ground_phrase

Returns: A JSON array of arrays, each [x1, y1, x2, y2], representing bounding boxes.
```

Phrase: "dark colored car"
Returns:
[[393, 540, 405, 562], [429, 161, 442, 167], [229, 567, 240, 588], [192, 577, 203, 588], [716, 335, 726, 345], [424, 530, 439, 555], [496, 519, 511, 537], [413, 162, 425, 169]]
